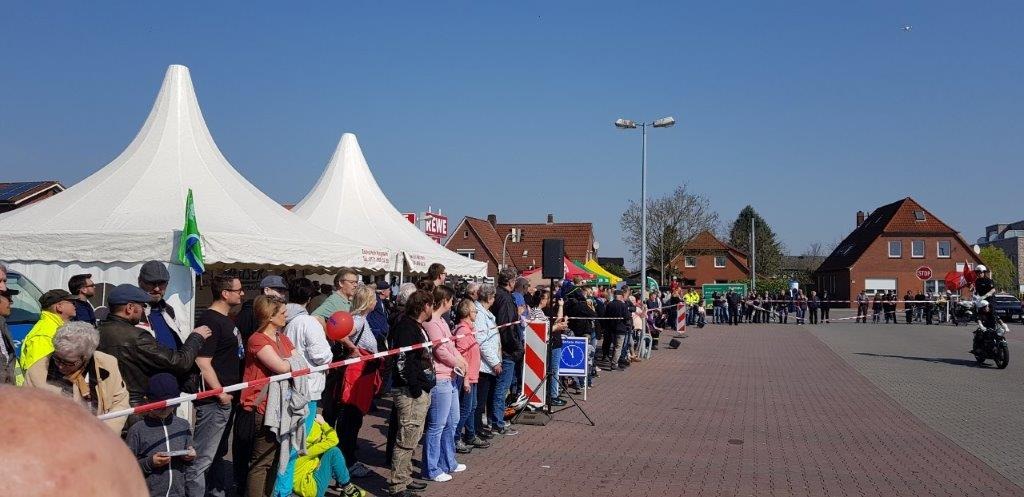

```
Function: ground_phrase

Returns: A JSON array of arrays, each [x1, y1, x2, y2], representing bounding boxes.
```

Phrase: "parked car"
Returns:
[[5, 270, 43, 356], [992, 293, 1024, 324]]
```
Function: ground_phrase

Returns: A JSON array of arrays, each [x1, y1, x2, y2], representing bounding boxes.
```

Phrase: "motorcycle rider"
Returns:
[[974, 265, 996, 304]]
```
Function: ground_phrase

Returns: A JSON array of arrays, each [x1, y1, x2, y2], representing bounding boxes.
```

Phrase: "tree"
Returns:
[[619, 183, 719, 271], [602, 262, 629, 279], [728, 206, 785, 277], [979, 246, 1018, 292]]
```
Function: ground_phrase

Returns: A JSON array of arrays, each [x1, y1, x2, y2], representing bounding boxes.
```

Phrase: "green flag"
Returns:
[[177, 189, 205, 274]]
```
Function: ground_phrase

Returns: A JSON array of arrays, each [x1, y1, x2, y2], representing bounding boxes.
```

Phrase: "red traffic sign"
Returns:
[[402, 213, 416, 224], [915, 266, 932, 280]]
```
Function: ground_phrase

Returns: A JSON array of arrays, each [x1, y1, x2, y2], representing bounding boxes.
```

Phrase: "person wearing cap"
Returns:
[[97, 284, 211, 417], [16, 289, 78, 385], [366, 280, 392, 348], [138, 261, 186, 352], [23, 321, 131, 433], [236, 274, 289, 342], [68, 273, 98, 326], [0, 288, 19, 385], [126, 373, 197, 497]]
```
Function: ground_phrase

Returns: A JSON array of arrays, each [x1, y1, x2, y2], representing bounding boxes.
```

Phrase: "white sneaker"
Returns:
[[348, 462, 374, 478], [433, 473, 453, 482], [453, 463, 467, 473]]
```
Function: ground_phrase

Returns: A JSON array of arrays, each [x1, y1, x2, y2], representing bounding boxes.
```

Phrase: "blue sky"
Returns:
[[2, 2, 1021, 265]]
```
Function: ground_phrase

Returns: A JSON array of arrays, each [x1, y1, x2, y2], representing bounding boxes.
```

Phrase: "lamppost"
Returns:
[[615, 116, 675, 300], [501, 228, 521, 270]]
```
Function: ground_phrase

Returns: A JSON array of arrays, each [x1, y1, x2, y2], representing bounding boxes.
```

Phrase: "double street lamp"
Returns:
[[614, 116, 675, 301]]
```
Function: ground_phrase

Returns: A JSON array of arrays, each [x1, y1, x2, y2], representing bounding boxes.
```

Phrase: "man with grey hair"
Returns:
[[464, 281, 480, 301], [0, 263, 7, 292], [23, 321, 131, 433], [490, 267, 521, 436]]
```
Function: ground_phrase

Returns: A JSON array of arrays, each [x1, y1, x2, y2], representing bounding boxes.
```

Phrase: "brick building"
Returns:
[[444, 214, 595, 277], [668, 231, 750, 287], [0, 181, 65, 213], [814, 197, 982, 306], [977, 221, 1024, 293]]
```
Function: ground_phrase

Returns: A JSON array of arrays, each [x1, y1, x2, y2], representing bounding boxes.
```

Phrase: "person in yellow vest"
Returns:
[[684, 288, 701, 324], [16, 289, 78, 385]]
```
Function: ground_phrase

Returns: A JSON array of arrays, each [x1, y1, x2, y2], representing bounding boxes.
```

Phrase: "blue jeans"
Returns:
[[273, 400, 318, 497], [548, 346, 562, 399], [618, 332, 633, 363], [455, 377, 477, 441], [492, 357, 516, 430], [422, 379, 459, 479], [186, 401, 232, 497]]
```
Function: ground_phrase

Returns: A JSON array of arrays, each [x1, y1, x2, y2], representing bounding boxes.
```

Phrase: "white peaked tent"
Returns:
[[0, 65, 390, 332], [293, 134, 487, 277]]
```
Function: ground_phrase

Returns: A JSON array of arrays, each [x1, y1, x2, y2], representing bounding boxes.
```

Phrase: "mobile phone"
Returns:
[[162, 450, 190, 458]]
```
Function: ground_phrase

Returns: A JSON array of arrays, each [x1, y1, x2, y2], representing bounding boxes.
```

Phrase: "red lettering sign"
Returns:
[[916, 266, 932, 280], [424, 212, 448, 241]]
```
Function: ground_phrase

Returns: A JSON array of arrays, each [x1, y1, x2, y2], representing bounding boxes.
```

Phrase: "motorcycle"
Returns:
[[952, 300, 975, 326], [972, 319, 1010, 369]]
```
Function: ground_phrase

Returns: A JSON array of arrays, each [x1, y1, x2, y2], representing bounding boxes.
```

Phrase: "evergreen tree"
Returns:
[[728, 206, 785, 277], [979, 246, 1017, 292]]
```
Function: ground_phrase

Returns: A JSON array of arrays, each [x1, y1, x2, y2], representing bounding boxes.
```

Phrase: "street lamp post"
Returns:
[[615, 116, 675, 301], [501, 228, 521, 270]]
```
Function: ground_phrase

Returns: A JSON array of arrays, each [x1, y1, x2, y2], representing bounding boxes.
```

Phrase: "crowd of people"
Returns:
[[0, 262, 667, 497]]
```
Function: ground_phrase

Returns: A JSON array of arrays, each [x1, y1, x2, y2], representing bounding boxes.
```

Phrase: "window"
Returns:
[[463, 230, 468, 239], [924, 279, 947, 294], [888, 240, 902, 258], [911, 240, 924, 258], [684, 256, 696, 268], [864, 278, 897, 296], [456, 249, 475, 259], [937, 240, 951, 258], [714, 256, 726, 268], [914, 210, 926, 221]]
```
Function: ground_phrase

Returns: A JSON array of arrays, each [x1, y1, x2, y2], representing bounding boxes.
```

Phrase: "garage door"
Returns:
[[864, 278, 897, 296]]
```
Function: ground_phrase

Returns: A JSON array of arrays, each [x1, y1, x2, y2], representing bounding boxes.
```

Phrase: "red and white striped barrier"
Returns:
[[98, 321, 521, 421], [676, 303, 686, 333], [521, 320, 549, 408]]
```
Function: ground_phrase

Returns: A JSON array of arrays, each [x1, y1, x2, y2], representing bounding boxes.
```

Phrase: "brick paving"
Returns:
[[810, 320, 1024, 488], [344, 325, 1023, 497]]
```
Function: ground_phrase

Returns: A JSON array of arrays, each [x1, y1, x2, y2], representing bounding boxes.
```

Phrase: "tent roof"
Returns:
[[0, 65, 383, 270], [293, 133, 486, 277], [583, 259, 622, 285]]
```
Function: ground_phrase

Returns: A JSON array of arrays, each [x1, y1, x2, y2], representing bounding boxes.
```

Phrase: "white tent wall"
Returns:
[[6, 261, 196, 339], [294, 133, 487, 278]]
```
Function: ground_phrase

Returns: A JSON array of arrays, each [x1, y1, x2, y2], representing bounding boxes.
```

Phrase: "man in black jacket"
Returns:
[[602, 290, 631, 370], [97, 284, 210, 425], [490, 267, 521, 436], [726, 290, 741, 326]]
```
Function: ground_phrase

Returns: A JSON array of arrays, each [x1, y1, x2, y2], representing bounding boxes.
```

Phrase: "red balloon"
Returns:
[[325, 311, 354, 341]]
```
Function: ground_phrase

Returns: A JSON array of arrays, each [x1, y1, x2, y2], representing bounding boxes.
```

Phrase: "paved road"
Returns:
[[810, 319, 1024, 487], [345, 323, 1023, 497]]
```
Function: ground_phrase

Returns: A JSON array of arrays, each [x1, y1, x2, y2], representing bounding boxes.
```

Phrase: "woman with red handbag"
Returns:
[[336, 285, 382, 479]]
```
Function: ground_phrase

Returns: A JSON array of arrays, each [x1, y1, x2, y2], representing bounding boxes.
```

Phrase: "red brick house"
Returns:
[[0, 181, 65, 213], [669, 231, 750, 287], [814, 197, 982, 306], [444, 214, 595, 277]]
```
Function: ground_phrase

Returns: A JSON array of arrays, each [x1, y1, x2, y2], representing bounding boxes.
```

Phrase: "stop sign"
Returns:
[[916, 266, 932, 280]]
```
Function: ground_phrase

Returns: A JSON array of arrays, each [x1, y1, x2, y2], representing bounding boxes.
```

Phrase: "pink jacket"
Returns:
[[423, 317, 460, 381], [453, 320, 481, 384]]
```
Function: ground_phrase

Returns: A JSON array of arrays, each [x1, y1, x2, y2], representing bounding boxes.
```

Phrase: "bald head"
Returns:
[[0, 386, 147, 497]]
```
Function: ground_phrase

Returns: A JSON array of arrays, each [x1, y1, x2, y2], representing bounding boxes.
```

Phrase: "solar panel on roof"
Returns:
[[0, 182, 47, 201]]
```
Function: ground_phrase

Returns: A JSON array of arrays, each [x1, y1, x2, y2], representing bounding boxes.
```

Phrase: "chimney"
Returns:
[[856, 210, 865, 228], [487, 214, 497, 228], [546, 213, 554, 224]]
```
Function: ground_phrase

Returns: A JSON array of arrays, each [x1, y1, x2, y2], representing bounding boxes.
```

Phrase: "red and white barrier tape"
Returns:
[[98, 321, 522, 421]]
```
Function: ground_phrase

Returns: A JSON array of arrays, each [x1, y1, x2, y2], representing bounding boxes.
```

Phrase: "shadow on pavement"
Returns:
[[855, 352, 983, 367]]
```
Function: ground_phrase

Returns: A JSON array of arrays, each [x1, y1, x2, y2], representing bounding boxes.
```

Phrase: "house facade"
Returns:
[[668, 231, 750, 287], [814, 197, 982, 306]]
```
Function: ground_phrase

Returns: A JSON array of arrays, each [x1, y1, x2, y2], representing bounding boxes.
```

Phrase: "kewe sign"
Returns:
[[423, 211, 448, 242]]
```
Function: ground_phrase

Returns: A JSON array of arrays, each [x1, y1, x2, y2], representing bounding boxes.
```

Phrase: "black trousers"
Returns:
[[857, 304, 868, 323], [809, 308, 819, 324], [338, 403, 365, 467], [821, 307, 830, 322], [729, 307, 740, 325]]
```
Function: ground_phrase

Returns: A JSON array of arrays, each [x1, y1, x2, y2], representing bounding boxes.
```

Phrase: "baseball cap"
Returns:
[[139, 261, 171, 283], [259, 275, 287, 290], [0, 288, 20, 300], [108, 284, 155, 305], [39, 289, 75, 309], [146, 373, 181, 402], [376, 280, 392, 291]]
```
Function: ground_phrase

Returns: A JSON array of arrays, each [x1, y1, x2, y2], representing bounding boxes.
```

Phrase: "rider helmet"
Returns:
[[975, 264, 988, 273]]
